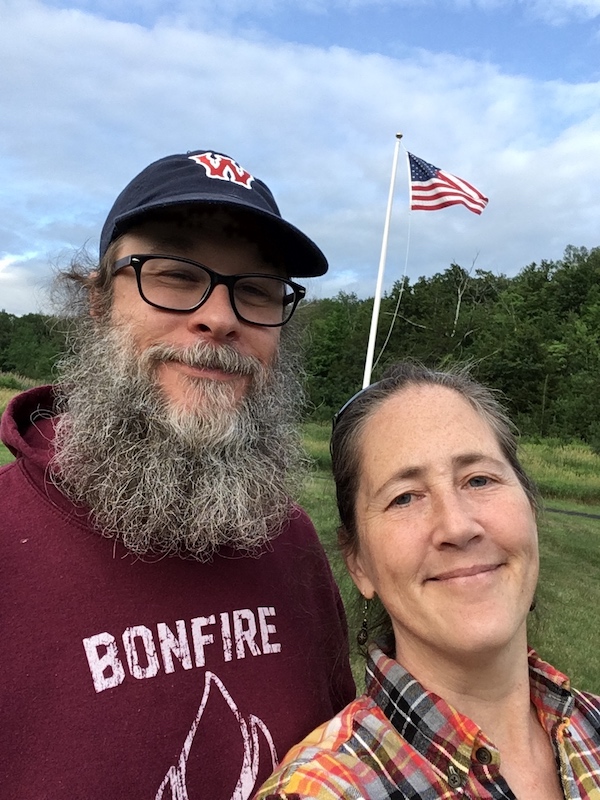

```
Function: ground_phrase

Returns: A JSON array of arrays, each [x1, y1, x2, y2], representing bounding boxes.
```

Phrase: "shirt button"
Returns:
[[475, 747, 492, 765], [447, 764, 465, 789]]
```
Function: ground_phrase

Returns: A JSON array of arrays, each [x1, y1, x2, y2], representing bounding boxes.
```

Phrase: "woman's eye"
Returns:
[[468, 475, 489, 488], [392, 493, 413, 507]]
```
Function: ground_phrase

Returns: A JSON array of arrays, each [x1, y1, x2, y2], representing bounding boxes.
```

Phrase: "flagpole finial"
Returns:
[[395, 132, 403, 139]]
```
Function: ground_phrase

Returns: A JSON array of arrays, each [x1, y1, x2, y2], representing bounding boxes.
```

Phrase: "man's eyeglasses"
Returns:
[[112, 254, 306, 327]]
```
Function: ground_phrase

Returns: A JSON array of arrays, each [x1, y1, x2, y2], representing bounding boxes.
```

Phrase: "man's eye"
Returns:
[[238, 282, 271, 299], [235, 279, 282, 307], [392, 493, 413, 507], [160, 270, 200, 283], [469, 475, 489, 488]]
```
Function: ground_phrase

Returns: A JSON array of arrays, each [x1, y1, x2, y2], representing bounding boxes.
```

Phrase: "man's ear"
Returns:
[[344, 544, 376, 601], [88, 272, 103, 319]]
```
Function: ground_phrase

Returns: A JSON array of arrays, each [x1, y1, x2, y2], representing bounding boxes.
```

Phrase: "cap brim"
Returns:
[[110, 193, 328, 278]]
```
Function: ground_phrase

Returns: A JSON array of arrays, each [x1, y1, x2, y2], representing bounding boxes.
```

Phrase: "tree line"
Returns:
[[296, 244, 600, 450], [0, 311, 65, 384], [1, 244, 599, 448]]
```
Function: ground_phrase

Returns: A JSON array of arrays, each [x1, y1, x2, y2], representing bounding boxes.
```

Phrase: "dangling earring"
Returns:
[[529, 595, 537, 612], [357, 597, 370, 646]]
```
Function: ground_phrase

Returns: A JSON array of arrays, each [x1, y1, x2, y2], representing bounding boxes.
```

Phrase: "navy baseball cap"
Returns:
[[99, 150, 328, 278]]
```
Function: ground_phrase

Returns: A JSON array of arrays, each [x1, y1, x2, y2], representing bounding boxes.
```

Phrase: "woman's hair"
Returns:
[[330, 361, 540, 651]]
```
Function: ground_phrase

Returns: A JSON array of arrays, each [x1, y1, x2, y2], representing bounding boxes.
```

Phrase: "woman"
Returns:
[[256, 363, 600, 799]]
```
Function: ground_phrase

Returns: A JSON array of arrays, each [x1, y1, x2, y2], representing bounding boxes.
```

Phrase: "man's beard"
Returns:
[[51, 319, 306, 561]]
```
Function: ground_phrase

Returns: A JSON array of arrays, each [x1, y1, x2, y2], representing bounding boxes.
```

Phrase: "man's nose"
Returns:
[[185, 284, 241, 342]]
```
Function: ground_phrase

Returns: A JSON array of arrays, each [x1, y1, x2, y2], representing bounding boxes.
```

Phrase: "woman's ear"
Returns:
[[344, 543, 376, 601]]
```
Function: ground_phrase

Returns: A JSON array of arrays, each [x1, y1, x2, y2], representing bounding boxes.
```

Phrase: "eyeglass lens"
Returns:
[[139, 257, 294, 325]]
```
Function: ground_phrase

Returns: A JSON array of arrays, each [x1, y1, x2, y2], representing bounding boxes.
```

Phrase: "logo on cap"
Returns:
[[188, 152, 254, 189]]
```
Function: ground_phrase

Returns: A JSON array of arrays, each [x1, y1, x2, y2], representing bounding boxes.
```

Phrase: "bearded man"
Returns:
[[0, 150, 354, 799]]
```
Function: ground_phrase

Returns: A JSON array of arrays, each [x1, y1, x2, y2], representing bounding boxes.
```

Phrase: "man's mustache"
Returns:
[[139, 341, 262, 377]]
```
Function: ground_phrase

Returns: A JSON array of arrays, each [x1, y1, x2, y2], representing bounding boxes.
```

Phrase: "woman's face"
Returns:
[[346, 384, 539, 671]]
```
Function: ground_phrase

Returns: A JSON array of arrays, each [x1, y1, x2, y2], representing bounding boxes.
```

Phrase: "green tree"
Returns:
[[0, 311, 17, 372], [299, 293, 372, 418], [3, 314, 65, 380]]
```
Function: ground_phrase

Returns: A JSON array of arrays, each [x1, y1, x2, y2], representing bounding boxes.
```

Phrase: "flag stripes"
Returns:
[[408, 152, 488, 215]]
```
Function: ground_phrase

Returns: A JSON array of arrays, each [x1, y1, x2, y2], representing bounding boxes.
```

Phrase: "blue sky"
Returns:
[[240, 3, 598, 82], [1, 0, 599, 314]]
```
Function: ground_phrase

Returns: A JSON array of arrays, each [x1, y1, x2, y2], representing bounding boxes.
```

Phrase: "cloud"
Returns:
[[0, 253, 51, 315], [524, 0, 600, 23], [0, 0, 599, 314]]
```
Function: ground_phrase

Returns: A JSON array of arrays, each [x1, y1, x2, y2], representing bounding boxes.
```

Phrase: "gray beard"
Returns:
[[51, 320, 306, 560]]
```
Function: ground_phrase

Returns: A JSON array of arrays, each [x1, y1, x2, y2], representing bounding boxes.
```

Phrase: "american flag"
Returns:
[[408, 152, 488, 214]]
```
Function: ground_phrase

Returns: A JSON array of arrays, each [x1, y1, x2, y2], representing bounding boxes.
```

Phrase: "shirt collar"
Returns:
[[364, 644, 575, 787], [365, 646, 480, 771], [527, 647, 574, 732]]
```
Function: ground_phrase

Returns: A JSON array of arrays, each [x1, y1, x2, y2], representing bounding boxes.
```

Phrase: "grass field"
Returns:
[[2, 390, 599, 693], [522, 438, 600, 505], [0, 387, 19, 414]]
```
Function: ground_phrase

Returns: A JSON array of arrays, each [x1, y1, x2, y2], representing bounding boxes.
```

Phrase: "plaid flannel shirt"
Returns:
[[256, 645, 600, 799]]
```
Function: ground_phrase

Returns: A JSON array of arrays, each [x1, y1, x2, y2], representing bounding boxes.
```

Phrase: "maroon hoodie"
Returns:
[[0, 386, 354, 799]]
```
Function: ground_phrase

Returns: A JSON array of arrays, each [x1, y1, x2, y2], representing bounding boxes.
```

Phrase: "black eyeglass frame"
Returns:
[[112, 254, 306, 328]]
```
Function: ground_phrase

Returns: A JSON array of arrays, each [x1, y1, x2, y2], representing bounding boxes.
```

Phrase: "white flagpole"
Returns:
[[362, 132, 403, 389]]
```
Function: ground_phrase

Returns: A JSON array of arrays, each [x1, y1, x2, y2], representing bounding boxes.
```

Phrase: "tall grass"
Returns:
[[0, 372, 38, 417], [521, 439, 600, 505], [0, 371, 38, 392], [0, 389, 16, 416], [0, 376, 38, 465]]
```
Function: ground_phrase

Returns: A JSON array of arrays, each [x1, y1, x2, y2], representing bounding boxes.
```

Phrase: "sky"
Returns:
[[1, 0, 599, 315]]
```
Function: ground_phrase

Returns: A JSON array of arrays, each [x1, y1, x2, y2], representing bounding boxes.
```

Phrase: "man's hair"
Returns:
[[330, 361, 540, 650], [53, 241, 118, 320]]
